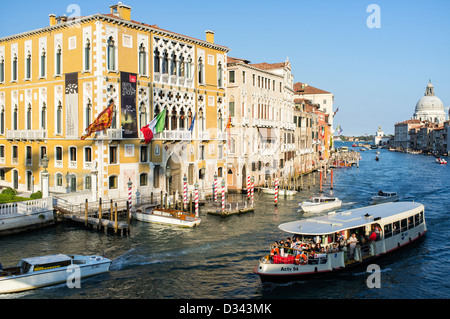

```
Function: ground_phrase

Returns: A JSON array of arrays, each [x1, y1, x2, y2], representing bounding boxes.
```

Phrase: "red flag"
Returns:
[[81, 102, 114, 140]]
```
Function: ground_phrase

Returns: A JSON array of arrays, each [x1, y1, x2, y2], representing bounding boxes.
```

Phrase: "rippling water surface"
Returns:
[[1, 143, 449, 299]]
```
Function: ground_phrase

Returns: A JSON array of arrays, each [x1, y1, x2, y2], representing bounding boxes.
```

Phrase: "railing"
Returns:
[[0, 197, 53, 217], [6, 130, 47, 141]]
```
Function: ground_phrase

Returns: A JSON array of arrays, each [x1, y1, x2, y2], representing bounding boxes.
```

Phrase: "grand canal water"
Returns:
[[1, 142, 450, 299]]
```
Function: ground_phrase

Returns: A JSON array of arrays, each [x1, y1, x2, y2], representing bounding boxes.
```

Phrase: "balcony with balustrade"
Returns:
[[6, 130, 47, 141]]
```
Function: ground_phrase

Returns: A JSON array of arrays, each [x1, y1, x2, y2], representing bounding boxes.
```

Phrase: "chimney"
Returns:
[[205, 30, 215, 44], [49, 14, 56, 26], [110, 2, 132, 21]]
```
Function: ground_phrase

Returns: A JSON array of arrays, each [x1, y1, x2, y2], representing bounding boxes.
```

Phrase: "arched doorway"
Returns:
[[166, 155, 182, 196]]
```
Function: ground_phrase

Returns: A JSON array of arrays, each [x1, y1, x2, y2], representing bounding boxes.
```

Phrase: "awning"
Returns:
[[258, 128, 278, 141], [0, 166, 14, 171]]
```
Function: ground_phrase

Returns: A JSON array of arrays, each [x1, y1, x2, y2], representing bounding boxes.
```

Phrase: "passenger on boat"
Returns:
[[348, 233, 359, 259]]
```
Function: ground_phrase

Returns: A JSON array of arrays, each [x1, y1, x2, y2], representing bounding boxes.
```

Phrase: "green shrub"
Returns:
[[1, 187, 18, 196], [30, 191, 43, 199]]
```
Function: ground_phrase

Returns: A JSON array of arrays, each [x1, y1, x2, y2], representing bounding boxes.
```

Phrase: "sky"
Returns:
[[1, 0, 449, 136]]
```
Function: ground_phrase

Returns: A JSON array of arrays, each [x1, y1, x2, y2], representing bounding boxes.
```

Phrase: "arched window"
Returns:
[[217, 110, 223, 132], [13, 105, 18, 130], [139, 102, 147, 129], [0, 107, 4, 134], [139, 44, 147, 75], [56, 101, 63, 134], [162, 50, 169, 74], [170, 52, 177, 76], [40, 49, 46, 77], [26, 52, 31, 80], [12, 54, 17, 81], [217, 62, 223, 88], [55, 46, 62, 75], [56, 173, 63, 187], [186, 56, 192, 79], [41, 102, 47, 130], [199, 108, 205, 132], [84, 99, 91, 131], [178, 54, 185, 77], [198, 57, 204, 84], [170, 107, 177, 131], [27, 104, 32, 130], [154, 48, 160, 73], [179, 108, 185, 130], [0, 57, 4, 82], [84, 39, 91, 71], [85, 175, 92, 190], [107, 37, 116, 71]]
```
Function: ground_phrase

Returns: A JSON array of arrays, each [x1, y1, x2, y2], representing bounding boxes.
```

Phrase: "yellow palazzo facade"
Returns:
[[0, 3, 230, 202]]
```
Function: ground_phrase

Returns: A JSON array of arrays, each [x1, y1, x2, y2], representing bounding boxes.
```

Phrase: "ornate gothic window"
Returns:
[[139, 44, 147, 75], [107, 37, 116, 71]]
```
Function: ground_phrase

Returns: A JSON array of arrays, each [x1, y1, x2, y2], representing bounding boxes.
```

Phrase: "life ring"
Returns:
[[295, 254, 307, 265]]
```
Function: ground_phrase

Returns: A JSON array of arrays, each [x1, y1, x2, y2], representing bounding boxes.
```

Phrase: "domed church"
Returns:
[[413, 81, 446, 123]]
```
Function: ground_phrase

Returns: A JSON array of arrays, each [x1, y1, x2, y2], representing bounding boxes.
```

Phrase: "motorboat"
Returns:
[[260, 188, 297, 196], [133, 205, 201, 227], [299, 196, 342, 213], [254, 202, 427, 282], [436, 158, 447, 164], [0, 254, 112, 294], [371, 191, 399, 204]]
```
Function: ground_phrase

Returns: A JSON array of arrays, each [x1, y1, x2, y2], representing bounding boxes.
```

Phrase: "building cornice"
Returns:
[[0, 14, 231, 53]]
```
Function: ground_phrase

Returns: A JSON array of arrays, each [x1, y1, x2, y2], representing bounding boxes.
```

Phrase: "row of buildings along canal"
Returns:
[[0, 2, 337, 210]]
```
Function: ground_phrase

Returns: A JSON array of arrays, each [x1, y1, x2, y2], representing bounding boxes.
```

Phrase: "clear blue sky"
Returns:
[[1, 0, 449, 136]]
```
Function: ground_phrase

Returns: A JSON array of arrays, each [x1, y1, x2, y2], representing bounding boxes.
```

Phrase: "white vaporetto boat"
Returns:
[[371, 191, 399, 204], [134, 205, 201, 227], [260, 188, 298, 196], [299, 196, 342, 213], [254, 202, 426, 282], [0, 254, 112, 294]]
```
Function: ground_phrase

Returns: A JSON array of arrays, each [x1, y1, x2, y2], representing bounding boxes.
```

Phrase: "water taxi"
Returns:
[[371, 191, 399, 204], [254, 202, 426, 282], [260, 188, 297, 196], [134, 205, 201, 227], [299, 196, 342, 213], [0, 254, 112, 294]]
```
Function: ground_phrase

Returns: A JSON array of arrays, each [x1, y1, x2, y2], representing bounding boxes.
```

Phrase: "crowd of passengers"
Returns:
[[270, 227, 382, 262]]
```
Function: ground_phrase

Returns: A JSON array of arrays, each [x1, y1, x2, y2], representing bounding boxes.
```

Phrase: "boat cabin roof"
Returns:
[[279, 202, 424, 236], [21, 254, 72, 265]]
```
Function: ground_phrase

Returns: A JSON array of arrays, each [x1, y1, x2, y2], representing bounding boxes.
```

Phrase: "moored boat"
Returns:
[[299, 196, 342, 213], [260, 188, 297, 196], [371, 191, 399, 204], [254, 202, 426, 282], [0, 254, 112, 294], [133, 205, 201, 227]]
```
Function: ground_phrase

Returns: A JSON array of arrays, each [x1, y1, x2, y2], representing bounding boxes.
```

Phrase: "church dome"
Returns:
[[413, 81, 446, 123]]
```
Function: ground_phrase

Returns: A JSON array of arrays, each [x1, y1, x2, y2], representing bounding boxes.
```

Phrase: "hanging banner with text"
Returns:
[[120, 72, 138, 139], [65, 72, 79, 139]]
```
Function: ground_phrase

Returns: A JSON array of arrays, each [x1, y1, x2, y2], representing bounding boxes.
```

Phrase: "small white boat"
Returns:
[[436, 158, 447, 164], [134, 205, 201, 227], [0, 254, 112, 294], [260, 188, 298, 196], [371, 191, 399, 204], [299, 196, 342, 213]]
